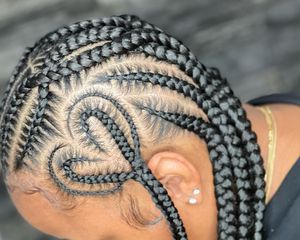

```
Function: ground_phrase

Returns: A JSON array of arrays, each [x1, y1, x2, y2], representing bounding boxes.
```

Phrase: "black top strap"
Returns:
[[247, 92, 300, 106]]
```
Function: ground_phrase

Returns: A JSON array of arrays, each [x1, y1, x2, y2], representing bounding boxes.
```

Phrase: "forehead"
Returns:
[[8, 183, 121, 238], [7, 178, 170, 240]]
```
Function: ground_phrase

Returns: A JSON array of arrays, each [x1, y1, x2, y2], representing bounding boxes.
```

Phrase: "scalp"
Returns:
[[0, 15, 266, 240]]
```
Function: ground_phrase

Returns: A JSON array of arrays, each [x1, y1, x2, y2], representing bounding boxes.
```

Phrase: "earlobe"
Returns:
[[147, 151, 202, 204]]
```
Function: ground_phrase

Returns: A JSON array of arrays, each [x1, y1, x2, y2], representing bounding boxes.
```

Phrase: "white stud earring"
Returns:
[[188, 197, 197, 205], [193, 188, 200, 195], [188, 188, 200, 205]]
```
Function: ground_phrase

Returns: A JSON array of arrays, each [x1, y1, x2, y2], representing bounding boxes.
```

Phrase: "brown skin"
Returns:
[[6, 102, 300, 240]]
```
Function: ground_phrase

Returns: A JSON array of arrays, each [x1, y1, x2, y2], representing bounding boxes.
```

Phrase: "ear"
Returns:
[[147, 151, 202, 205]]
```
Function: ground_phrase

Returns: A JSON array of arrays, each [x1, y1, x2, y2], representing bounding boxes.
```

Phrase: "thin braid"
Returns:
[[106, 73, 241, 238], [33, 34, 244, 240], [0, 14, 159, 164], [137, 107, 239, 239], [0, 15, 266, 240], [48, 144, 125, 196], [57, 81, 188, 239], [43, 35, 256, 237], [54, 28, 261, 237], [1, 15, 161, 168], [0, 47, 33, 121], [0, 47, 35, 170]]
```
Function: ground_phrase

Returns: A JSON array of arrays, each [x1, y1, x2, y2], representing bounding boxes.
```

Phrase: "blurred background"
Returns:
[[0, 0, 299, 239]]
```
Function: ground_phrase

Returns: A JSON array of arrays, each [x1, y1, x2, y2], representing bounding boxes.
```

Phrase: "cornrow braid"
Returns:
[[0, 15, 266, 240], [0, 15, 161, 168]]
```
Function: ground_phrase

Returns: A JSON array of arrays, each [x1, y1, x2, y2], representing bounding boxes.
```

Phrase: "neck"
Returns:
[[242, 102, 300, 204]]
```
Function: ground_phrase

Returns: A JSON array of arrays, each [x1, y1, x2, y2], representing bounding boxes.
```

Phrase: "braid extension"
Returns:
[[3, 18, 197, 163], [53, 29, 264, 238], [0, 14, 161, 172], [15, 28, 203, 162], [209, 71, 265, 237], [135, 105, 238, 239], [0, 15, 266, 240], [50, 92, 188, 239], [99, 72, 255, 238]]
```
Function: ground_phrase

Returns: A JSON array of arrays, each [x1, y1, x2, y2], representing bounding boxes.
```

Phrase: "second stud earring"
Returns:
[[188, 188, 200, 205]]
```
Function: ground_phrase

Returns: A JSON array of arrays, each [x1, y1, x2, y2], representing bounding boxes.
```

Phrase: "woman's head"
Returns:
[[0, 15, 266, 240]]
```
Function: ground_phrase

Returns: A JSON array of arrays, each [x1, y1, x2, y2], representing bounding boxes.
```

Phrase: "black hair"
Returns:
[[0, 15, 266, 239]]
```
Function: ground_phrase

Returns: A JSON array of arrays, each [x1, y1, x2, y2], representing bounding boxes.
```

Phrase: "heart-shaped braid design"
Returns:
[[0, 15, 266, 240]]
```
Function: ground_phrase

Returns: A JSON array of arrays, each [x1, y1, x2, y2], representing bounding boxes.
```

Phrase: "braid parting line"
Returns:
[[0, 14, 266, 240]]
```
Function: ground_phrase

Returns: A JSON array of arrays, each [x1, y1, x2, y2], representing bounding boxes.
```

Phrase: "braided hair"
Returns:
[[0, 15, 266, 240]]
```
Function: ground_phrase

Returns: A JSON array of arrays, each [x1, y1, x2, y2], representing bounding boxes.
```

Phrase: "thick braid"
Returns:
[[199, 67, 265, 238], [45, 36, 256, 237], [4, 16, 162, 166], [52, 91, 188, 239], [133, 165, 187, 240], [0, 14, 180, 154], [111, 38, 258, 238], [29, 14, 162, 65], [107, 73, 248, 238], [94, 37, 262, 238], [16, 29, 140, 162], [16, 31, 204, 163], [0, 14, 160, 168], [46, 28, 196, 67], [66, 87, 188, 238], [0, 16, 189, 239], [211, 75, 265, 238], [22, 29, 252, 239], [110, 73, 242, 238], [197, 68, 265, 238], [129, 45, 263, 238], [136, 107, 239, 239], [0, 15, 267, 240]]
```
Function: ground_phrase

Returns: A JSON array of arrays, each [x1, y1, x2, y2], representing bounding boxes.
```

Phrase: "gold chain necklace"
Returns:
[[257, 105, 277, 204]]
